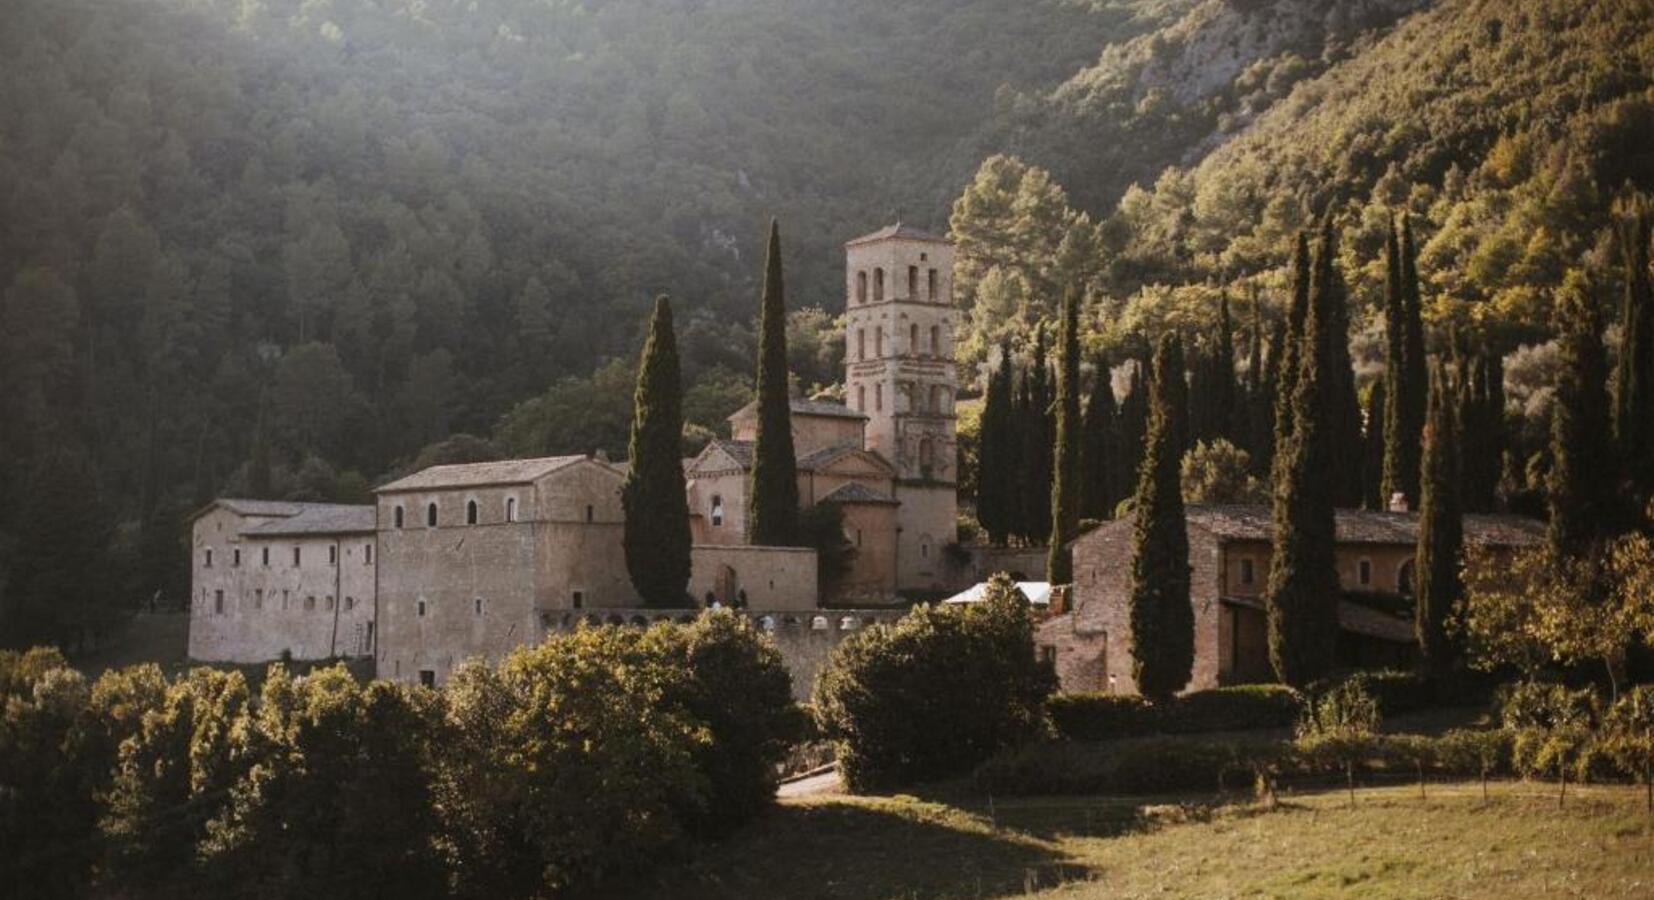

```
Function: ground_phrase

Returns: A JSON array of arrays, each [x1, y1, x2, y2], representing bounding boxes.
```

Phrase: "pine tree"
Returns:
[[1314, 218, 1364, 508], [622, 296, 693, 607], [1383, 217, 1429, 510], [749, 220, 799, 546], [1048, 290, 1082, 583], [978, 342, 1016, 545], [1266, 230, 1341, 687], [1614, 213, 1654, 504], [1128, 333, 1193, 701], [1415, 363, 1464, 679], [1362, 377, 1387, 510], [1114, 361, 1149, 514], [1081, 353, 1117, 520], [1548, 273, 1618, 557]]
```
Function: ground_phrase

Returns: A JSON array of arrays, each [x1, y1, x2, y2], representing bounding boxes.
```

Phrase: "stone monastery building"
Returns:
[[189, 224, 1010, 687]]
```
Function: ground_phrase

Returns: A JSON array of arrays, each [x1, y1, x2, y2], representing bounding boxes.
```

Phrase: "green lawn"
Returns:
[[608, 782, 1654, 898]]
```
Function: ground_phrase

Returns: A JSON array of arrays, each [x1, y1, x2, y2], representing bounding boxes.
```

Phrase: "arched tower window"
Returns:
[[506, 497, 517, 522], [873, 268, 885, 302], [466, 500, 478, 525], [426, 502, 438, 527], [856, 271, 867, 304]]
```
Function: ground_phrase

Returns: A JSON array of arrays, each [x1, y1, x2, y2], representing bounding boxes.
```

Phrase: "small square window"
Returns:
[[418, 670, 435, 688]]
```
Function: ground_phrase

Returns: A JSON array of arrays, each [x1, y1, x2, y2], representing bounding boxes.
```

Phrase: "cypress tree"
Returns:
[[1416, 362, 1464, 679], [1384, 217, 1429, 510], [1012, 365, 1036, 542], [1548, 273, 1618, 557], [1214, 290, 1239, 445], [1380, 219, 1408, 508], [1113, 361, 1148, 517], [1614, 213, 1654, 504], [1048, 290, 1082, 583], [1458, 352, 1505, 513], [748, 219, 799, 546], [1243, 288, 1267, 463], [1266, 228, 1342, 687], [1128, 333, 1193, 701], [1186, 341, 1213, 444], [622, 295, 693, 606], [978, 342, 1016, 545], [1314, 218, 1364, 508], [1254, 314, 1285, 478], [1023, 327, 1053, 544], [1081, 353, 1117, 520], [1362, 377, 1387, 510], [1274, 233, 1313, 462]]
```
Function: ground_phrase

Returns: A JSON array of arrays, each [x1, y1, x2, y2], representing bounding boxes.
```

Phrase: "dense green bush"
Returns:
[[0, 613, 804, 898], [975, 735, 1287, 797], [1308, 670, 1434, 717], [1047, 684, 1303, 741], [814, 575, 1054, 792]]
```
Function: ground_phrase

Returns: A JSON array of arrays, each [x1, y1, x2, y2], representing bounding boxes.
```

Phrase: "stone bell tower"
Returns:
[[843, 224, 958, 593]]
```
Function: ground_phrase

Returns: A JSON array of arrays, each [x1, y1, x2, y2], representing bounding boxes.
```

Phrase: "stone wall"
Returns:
[[689, 545, 818, 610], [189, 508, 377, 664]]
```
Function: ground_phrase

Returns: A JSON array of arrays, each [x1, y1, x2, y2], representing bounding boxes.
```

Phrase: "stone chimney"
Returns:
[[1388, 492, 1410, 513]]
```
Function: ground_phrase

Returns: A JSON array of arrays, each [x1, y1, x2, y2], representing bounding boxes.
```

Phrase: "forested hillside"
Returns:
[[0, 0, 1172, 642]]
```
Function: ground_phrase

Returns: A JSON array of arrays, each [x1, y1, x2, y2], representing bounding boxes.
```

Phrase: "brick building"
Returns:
[[1039, 505, 1545, 695]]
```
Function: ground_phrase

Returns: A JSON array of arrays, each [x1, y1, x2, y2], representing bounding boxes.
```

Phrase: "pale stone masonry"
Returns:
[[188, 500, 378, 663], [189, 224, 1039, 691], [1039, 505, 1546, 695]]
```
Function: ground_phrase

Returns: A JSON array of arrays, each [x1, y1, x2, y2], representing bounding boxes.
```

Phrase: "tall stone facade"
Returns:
[[843, 224, 958, 593]]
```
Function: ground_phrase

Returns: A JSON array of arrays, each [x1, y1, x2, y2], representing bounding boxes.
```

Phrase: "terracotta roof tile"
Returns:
[[376, 455, 593, 492]]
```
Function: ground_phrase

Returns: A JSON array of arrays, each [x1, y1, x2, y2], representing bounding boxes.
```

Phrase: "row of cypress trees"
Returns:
[[621, 220, 799, 606]]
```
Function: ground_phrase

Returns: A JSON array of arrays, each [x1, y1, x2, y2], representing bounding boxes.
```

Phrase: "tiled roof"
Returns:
[[192, 498, 364, 523], [845, 222, 949, 246], [1186, 504, 1543, 547], [727, 398, 867, 422], [1222, 594, 1414, 644], [797, 443, 893, 473], [818, 482, 899, 505], [243, 505, 376, 536], [376, 455, 592, 492]]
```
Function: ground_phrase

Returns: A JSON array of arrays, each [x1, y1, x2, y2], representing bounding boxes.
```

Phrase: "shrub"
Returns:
[[1435, 728, 1513, 803], [1500, 681, 1599, 807], [653, 610, 807, 834], [1601, 685, 1654, 813], [1309, 670, 1433, 717], [1046, 694, 1156, 740], [1046, 684, 1303, 741], [974, 735, 1290, 797], [814, 575, 1053, 791], [1161, 685, 1304, 733], [1295, 680, 1382, 806]]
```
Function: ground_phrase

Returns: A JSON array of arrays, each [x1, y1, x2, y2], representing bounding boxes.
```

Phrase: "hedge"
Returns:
[[1047, 684, 1304, 742]]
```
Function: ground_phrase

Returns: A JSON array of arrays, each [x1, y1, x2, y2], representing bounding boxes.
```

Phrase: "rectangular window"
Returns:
[[292, 546, 301, 567], [908, 265, 918, 297], [214, 590, 224, 614], [928, 268, 938, 300], [857, 329, 866, 361], [204, 549, 213, 568], [1359, 559, 1372, 586], [305, 595, 316, 611], [282, 590, 289, 610], [856, 385, 865, 412], [1239, 558, 1255, 586], [875, 327, 884, 357], [233, 548, 241, 567], [364, 544, 373, 565], [474, 597, 484, 616], [262, 546, 270, 566], [875, 383, 883, 412], [329, 545, 338, 566], [417, 599, 427, 617], [572, 591, 584, 610], [419, 670, 435, 688], [254, 589, 263, 610]]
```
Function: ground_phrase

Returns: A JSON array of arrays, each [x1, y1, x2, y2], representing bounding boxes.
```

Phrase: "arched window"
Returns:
[[875, 326, 884, 357], [711, 495, 725, 527], [910, 323, 919, 355], [927, 268, 938, 300], [856, 270, 867, 304], [856, 385, 866, 412], [426, 502, 438, 527], [506, 497, 517, 522], [857, 328, 866, 360], [908, 265, 918, 297], [930, 324, 940, 354], [875, 383, 884, 412], [393, 505, 404, 529], [873, 268, 885, 302], [466, 499, 478, 525]]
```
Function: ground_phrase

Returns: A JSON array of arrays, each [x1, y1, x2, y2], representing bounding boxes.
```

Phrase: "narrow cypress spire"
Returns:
[[1274, 233, 1313, 463], [622, 295, 693, 606], [1022, 327, 1053, 544], [978, 341, 1016, 546], [749, 219, 799, 545], [1114, 360, 1148, 517], [1128, 333, 1192, 701], [1362, 377, 1387, 510], [1548, 272, 1617, 557], [1384, 216, 1429, 509], [1081, 352, 1118, 520], [1048, 289, 1082, 583], [1313, 217, 1364, 508], [1614, 213, 1654, 503], [1415, 362, 1464, 679], [1266, 228, 1341, 687]]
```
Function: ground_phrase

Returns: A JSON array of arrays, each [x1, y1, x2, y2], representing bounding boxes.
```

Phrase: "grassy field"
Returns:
[[608, 782, 1654, 898]]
